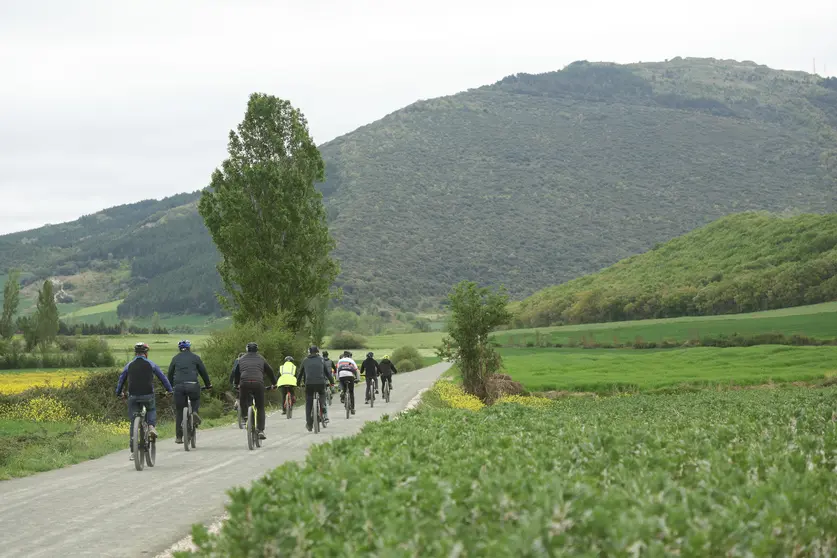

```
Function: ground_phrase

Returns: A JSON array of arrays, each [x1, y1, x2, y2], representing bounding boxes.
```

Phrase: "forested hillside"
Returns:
[[511, 212, 837, 328], [1, 57, 835, 317]]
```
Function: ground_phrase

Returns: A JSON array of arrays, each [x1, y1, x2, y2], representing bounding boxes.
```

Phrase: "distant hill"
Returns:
[[511, 212, 837, 328], [1, 57, 835, 317]]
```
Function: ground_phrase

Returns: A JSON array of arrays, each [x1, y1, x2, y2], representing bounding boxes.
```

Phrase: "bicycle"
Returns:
[[311, 389, 327, 433], [367, 377, 377, 408], [182, 386, 210, 452], [129, 399, 155, 471], [242, 385, 275, 450], [382, 376, 390, 403], [283, 388, 294, 419], [234, 398, 244, 429]]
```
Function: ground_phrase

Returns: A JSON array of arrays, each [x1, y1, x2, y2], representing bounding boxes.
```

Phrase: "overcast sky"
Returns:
[[1, 0, 835, 235]]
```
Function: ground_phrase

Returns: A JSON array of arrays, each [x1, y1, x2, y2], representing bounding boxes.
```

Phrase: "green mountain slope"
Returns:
[[511, 212, 837, 328], [1, 57, 836, 317]]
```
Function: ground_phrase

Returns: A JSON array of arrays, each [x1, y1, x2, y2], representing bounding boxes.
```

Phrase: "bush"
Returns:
[[199, 397, 223, 419], [329, 331, 367, 350], [392, 345, 423, 368], [74, 337, 115, 367], [200, 315, 306, 407], [395, 359, 417, 372]]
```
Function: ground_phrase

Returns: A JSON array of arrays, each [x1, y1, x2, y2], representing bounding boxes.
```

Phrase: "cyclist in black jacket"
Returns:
[[230, 342, 277, 440], [168, 340, 212, 444], [378, 354, 398, 392], [361, 352, 379, 404]]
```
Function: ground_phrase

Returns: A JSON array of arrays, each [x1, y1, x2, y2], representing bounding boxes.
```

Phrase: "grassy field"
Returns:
[[494, 301, 837, 347], [184, 386, 837, 556], [0, 414, 237, 480], [499, 346, 837, 393]]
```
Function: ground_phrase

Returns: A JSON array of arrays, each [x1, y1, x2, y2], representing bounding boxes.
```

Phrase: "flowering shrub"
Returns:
[[430, 380, 485, 411], [0, 396, 77, 422]]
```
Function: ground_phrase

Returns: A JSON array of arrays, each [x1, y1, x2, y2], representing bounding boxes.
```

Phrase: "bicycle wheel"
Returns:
[[190, 420, 196, 449], [236, 400, 244, 429], [146, 437, 156, 467], [321, 392, 327, 430], [311, 393, 320, 434], [133, 417, 144, 471], [345, 387, 350, 419], [370, 384, 375, 409], [182, 407, 191, 452], [246, 406, 255, 450], [385, 382, 390, 403], [286, 392, 293, 419]]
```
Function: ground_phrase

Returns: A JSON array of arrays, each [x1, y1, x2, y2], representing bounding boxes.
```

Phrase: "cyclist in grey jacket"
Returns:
[[296, 346, 334, 431], [231, 342, 277, 439], [168, 340, 212, 443]]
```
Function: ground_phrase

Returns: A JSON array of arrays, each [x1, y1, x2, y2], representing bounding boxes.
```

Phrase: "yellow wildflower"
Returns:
[[431, 381, 485, 411]]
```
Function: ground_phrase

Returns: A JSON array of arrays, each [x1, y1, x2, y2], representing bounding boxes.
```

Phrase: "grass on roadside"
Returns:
[[0, 413, 237, 480], [499, 346, 837, 394], [182, 386, 837, 556]]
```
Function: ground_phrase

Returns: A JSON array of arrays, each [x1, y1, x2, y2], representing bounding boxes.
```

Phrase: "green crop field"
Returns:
[[105, 334, 211, 365], [184, 387, 837, 556], [499, 346, 837, 393], [493, 301, 837, 347]]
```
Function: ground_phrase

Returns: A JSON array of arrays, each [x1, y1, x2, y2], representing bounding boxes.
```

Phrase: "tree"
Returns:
[[35, 280, 59, 346], [437, 281, 511, 400], [0, 270, 21, 339], [308, 295, 329, 347], [151, 312, 163, 334], [18, 315, 38, 351], [198, 93, 339, 330]]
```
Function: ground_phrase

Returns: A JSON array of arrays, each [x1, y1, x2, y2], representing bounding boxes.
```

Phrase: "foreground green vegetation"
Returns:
[[3, 58, 835, 316], [184, 387, 837, 556], [499, 346, 837, 394], [514, 212, 837, 327], [497, 301, 837, 347]]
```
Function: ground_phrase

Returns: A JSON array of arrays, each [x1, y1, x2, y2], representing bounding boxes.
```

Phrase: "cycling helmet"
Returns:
[[178, 339, 191, 350], [383, 354, 390, 360], [322, 351, 329, 358], [308, 345, 319, 355], [284, 356, 294, 362], [246, 342, 258, 352], [366, 352, 373, 358], [134, 342, 150, 354]]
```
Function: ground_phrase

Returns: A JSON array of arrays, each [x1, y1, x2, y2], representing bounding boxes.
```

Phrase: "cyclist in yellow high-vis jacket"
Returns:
[[277, 356, 297, 414]]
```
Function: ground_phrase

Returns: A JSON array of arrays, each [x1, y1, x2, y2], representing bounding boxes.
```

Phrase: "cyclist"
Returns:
[[378, 354, 398, 393], [167, 340, 212, 444], [230, 342, 277, 440], [115, 342, 173, 458], [361, 351, 380, 404], [277, 356, 297, 414], [336, 350, 360, 414], [322, 350, 337, 403], [295, 346, 334, 432]]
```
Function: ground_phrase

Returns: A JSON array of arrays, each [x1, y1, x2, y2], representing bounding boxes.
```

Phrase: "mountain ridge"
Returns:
[[1, 57, 835, 317]]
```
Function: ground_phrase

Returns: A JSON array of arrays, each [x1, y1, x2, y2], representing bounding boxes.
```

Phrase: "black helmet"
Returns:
[[308, 345, 319, 355], [246, 342, 258, 352], [347, 351, 353, 358], [322, 351, 329, 358], [284, 356, 294, 362], [366, 352, 373, 358]]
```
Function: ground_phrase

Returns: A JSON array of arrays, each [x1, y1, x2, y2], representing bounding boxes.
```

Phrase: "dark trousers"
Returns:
[[340, 377, 356, 410], [365, 375, 378, 401], [239, 381, 266, 431], [174, 383, 201, 437], [305, 384, 327, 428], [380, 374, 393, 389]]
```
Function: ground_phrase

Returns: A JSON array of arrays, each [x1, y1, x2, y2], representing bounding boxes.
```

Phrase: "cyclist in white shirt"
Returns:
[[336, 351, 360, 415]]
